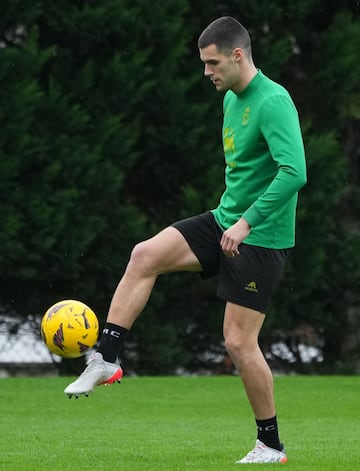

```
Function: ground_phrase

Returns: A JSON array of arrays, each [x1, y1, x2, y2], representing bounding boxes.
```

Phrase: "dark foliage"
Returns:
[[0, 0, 359, 373]]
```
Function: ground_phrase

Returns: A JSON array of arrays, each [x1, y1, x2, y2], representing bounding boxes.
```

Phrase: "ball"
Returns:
[[41, 299, 99, 358]]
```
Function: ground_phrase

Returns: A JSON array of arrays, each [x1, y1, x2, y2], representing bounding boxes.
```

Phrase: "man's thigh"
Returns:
[[139, 226, 203, 273], [172, 212, 222, 277]]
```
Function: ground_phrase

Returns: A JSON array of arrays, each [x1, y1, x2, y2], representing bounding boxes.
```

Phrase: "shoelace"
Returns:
[[77, 356, 103, 378], [244, 445, 266, 460], [86, 355, 97, 366], [248, 450, 261, 458]]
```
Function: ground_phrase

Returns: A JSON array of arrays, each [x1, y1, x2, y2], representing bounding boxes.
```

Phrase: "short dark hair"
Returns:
[[198, 16, 252, 57]]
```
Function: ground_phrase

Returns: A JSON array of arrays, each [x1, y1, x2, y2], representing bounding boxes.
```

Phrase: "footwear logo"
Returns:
[[245, 281, 258, 292]]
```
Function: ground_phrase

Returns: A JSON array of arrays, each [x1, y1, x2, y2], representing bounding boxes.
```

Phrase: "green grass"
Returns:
[[0, 375, 358, 470]]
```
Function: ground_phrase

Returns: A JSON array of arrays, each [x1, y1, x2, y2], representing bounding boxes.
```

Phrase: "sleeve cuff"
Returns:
[[242, 205, 265, 228]]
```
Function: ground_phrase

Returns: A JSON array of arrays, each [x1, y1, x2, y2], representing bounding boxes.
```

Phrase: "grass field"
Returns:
[[0, 375, 358, 470]]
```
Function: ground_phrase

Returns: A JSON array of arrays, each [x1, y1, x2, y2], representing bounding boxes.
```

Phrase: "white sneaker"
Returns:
[[236, 439, 288, 464], [64, 352, 123, 398]]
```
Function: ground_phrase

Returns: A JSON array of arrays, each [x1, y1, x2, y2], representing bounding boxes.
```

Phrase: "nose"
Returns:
[[204, 63, 212, 77]]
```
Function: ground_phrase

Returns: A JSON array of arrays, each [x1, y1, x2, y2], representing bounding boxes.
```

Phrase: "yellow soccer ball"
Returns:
[[41, 300, 99, 358]]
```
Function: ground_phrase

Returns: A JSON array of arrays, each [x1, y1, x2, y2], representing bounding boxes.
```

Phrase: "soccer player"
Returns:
[[65, 16, 306, 464]]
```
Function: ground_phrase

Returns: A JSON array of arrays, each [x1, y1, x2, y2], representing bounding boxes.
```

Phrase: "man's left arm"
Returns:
[[242, 94, 307, 228], [220, 95, 307, 255]]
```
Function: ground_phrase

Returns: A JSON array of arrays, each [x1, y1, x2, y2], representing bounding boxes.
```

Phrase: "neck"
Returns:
[[232, 63, 258, 94]]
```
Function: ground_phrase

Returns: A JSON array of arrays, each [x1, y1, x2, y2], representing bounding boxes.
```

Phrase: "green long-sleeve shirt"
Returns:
[[212, 70, 307, 249]]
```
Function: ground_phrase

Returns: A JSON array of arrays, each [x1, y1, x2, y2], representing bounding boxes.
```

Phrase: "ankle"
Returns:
[[256, 416, 282, 451], [97, 323, 129, 362]]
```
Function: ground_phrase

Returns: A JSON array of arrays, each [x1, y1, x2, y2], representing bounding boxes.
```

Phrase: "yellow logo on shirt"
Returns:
[[242, 107, 251, 125], [223, 127, 235, 153]]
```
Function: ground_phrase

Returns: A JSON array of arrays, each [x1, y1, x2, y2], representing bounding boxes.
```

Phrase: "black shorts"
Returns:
[[172, 212, 291, 314]]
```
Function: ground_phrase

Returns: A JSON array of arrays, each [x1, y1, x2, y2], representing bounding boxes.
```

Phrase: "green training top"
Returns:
[[212, 70, 307, 249]]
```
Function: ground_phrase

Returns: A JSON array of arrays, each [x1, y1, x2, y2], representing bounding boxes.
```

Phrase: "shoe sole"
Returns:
[[236, 455, 288, 464], [99, 369, 123, 386]]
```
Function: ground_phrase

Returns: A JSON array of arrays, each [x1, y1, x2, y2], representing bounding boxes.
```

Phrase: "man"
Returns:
[[65, 16, 306, 464]]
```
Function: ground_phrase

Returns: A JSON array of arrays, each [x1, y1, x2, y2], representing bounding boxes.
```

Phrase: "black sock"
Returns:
[[97, 322, 129, 363], [256, 416, 282, 451]]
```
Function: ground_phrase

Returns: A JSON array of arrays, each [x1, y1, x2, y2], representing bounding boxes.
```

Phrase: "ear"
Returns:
[[232, 47, 245, 62]]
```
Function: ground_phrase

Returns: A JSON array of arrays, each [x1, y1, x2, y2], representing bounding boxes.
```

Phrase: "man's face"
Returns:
[[199, 44, 240, 92]]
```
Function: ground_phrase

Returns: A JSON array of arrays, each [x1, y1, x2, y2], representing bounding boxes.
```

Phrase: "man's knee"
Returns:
[[224, 330, 259, 367], [224, 304, 265, 360], [224, 334, 245, 359], [128, 240, 157, 275]]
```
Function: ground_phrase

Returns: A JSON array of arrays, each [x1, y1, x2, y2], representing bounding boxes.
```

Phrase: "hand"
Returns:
[[220, 218, 251, 257]]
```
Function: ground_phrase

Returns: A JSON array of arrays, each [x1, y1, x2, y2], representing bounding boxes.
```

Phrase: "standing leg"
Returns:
[[223, 302, 275, 419], [223, 302, 288, 464]]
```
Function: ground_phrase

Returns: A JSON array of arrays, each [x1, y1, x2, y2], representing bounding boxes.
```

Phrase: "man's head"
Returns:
[[198, 16, 252, 59], [198, 17, 255, 93]]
